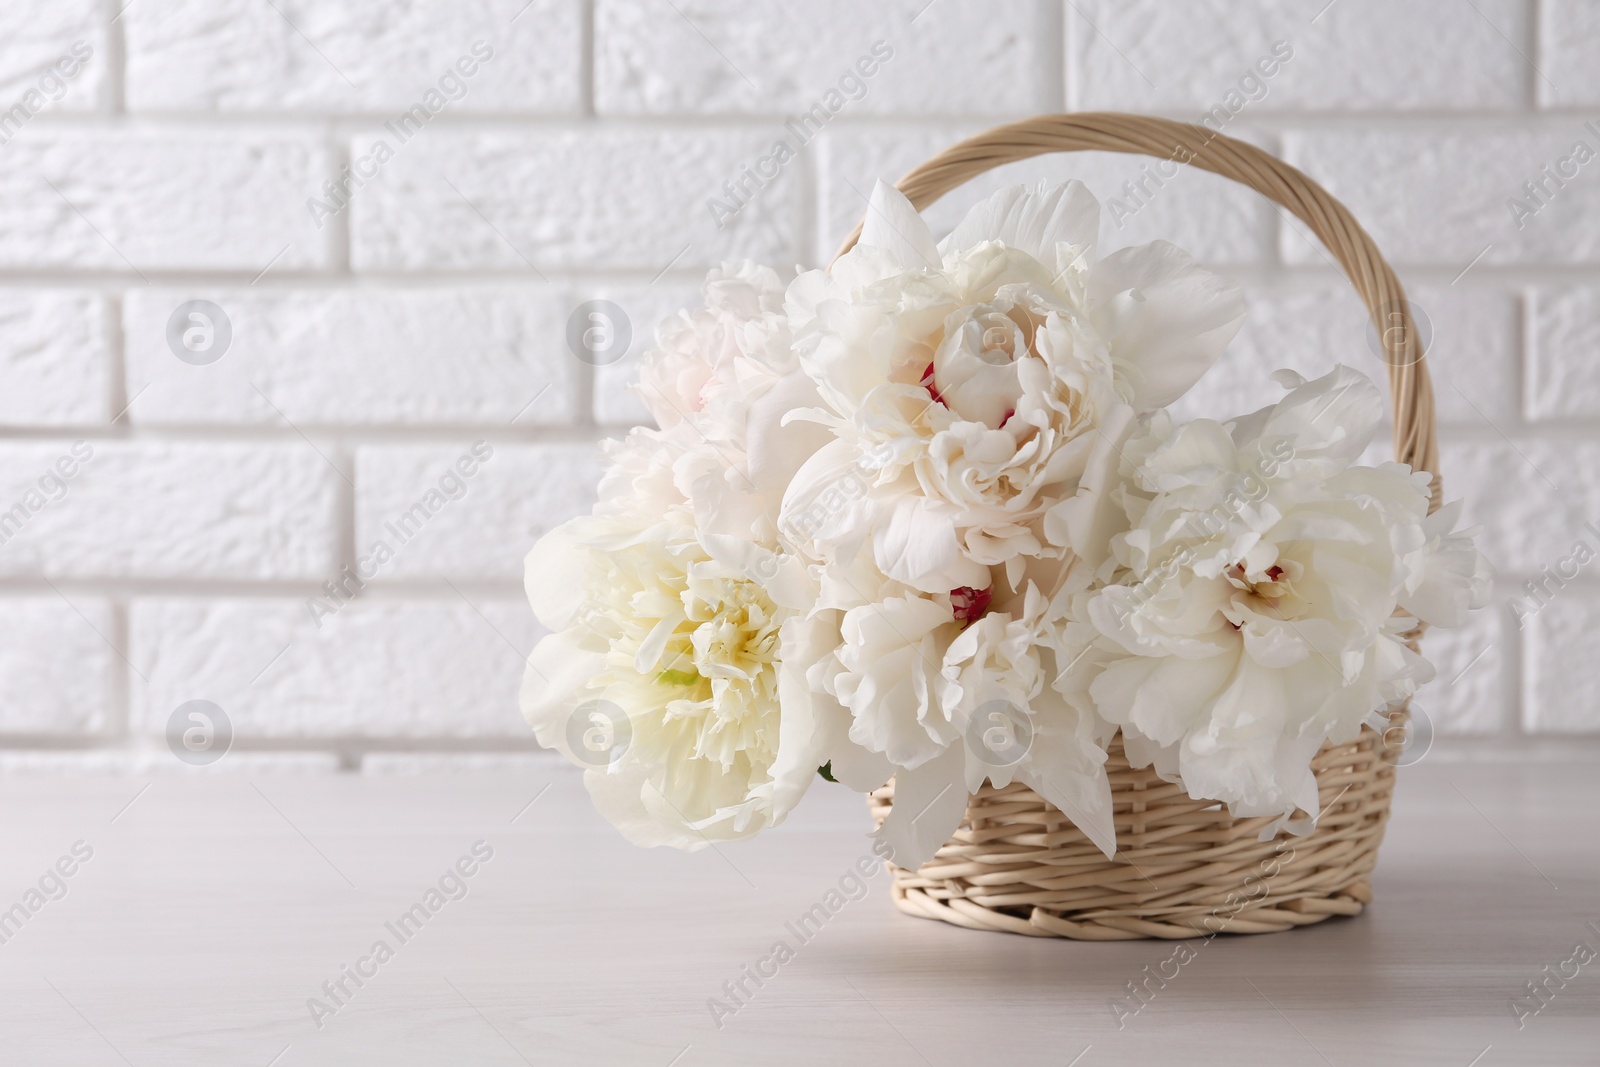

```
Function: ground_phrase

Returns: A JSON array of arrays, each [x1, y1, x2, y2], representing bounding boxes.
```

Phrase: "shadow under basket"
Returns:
[[867, 721, 1400, 940]]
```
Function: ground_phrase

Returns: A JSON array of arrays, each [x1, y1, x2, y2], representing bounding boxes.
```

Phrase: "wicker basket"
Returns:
[[849, 113, 1436, 940]]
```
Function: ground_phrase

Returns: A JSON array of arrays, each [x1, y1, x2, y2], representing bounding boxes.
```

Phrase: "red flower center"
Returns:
[[950, 586, 992, 627], [920, 361, 946, 407]]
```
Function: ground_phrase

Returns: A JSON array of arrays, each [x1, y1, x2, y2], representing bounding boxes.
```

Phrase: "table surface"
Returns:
[[0, 758, 1595, 1066]]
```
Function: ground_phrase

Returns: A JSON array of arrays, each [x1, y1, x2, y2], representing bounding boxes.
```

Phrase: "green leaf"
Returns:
[[817, 762, 837, 783]]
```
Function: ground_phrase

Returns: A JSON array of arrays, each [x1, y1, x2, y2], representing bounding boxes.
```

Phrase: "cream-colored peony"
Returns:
[[868, 573, 1119, 866], [522, 264, 849, 848], [785, 531, 1116, 867], [776, 180, 1244, 864], [780, 179, 1246, 596], [1061, 365, 1492, 826]]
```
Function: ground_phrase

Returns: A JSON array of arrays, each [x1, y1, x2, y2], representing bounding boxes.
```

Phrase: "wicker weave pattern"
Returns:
[[845, 114, 1432, 939], [868, 721, 1398, 939]]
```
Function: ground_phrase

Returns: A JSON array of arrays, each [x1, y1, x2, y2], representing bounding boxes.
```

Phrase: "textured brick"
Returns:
[[1529, 286, 1600, 420], [1526, 595, 1600, 733], [0, 292, 110, 426], [125, 0, 580, 112], [596, 0, 1049, 115], [0, 133, 332, 271], [0, 0, 104, 114], [0, 442, 337, 580], [123, 288, 575, 426], [1071, 0, 1527, 112], [1412, 603, 1508, 737], [817, 125, 1273, 266], [131, 598, 543, 739], [589, 284, 703, 425], [1540, 0, 1600, 108], [0, 0, 1586, 761], [0, 598, 113, 737], [349, 128, 796, 272], [1171, 282, 1520, 426], [354, 442, 602, 581], [1445, 438, 1600, 577], [1283, 129, 1600, 265]]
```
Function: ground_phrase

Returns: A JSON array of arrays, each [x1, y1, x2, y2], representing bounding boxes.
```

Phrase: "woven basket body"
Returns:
[[844, 114, 1436, 940]]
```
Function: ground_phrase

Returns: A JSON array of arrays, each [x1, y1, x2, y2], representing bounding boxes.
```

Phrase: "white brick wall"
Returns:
[[1, 0, 1594, 770]]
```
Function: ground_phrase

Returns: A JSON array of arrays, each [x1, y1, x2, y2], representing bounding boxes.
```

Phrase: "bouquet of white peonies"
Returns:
[[520, 175, 1490, 878]]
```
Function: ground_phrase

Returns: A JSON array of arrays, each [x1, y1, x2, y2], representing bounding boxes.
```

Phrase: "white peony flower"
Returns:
[[772, 180, 1243, 865], [1066, 365, 1492, 825], [521, 428, 810, 847], [635, 260, 793, 432], [785, 531, 1117, 868], [780, 179, 1246, 596], [872, 578, 1118, 866], [523, 265, 860, 849]]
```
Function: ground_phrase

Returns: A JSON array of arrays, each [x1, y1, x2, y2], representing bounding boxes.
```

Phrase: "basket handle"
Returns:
[[832, 112, 1439, 501]]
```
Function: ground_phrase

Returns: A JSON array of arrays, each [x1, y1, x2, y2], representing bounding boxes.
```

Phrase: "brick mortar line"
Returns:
[[18, 110, 1600, 130]]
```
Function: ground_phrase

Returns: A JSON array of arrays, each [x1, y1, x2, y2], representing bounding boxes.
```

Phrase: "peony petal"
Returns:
[[1044, 401, 1134, 569], [520, 632, 609, 752], [524, 520, 591, 630], [1086, 240, 1246, 411], [858, 179, 940, 270], [941, 181, 1100, 265], [873, 746, 968, 870], [779, 437, 877, 554], [875, 496, 992, 594], [1091, 651, 1236, 746], [1021, 686, 1118, 858], [1252, 364, 1386, 464], [585, 761, 710, 851], [744, 370, 837, 498], [1398, 500, 1494, 627]]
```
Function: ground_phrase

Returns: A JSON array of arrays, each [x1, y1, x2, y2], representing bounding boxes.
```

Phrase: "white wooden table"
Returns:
[[1, 759, 1595, 1065]]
